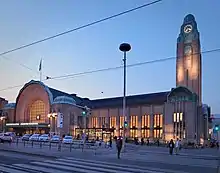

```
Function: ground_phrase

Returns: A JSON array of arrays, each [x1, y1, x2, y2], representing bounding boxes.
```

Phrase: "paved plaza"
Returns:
[[0, 142, 219, 173]]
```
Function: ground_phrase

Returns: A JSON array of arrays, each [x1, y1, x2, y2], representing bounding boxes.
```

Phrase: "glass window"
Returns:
[[120, 116, 124, 128], [153, 114, 163, 128], [110, 116, 116, 128], [173, 113, 176, 122], [176, 113, 180, 122], [91, 117, 98, 128], [130, 116, 138, 128], [180, 113, 183, 121], [100, 117, 106, 127], [153, 129, 163, 138], [29, 100, 46, 123], [130, 129, 138, 138], [141, 115, 150, 128], [141, 129, 150, 138]]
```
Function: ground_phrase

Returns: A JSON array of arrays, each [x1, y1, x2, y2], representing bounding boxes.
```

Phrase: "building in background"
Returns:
[[0, 14, 209, 143], [1, 80, 89, 137]]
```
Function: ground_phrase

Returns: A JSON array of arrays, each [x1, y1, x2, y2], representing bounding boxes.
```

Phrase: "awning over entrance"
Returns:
[[6, 122, 50, 128]]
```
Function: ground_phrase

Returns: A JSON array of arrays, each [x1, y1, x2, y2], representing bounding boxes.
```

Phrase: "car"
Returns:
[[63, 136, 73, 144], [29, 134, 40, 141], [50, 135, 60, 143], [39, 134, 50, 142], [21, 134, 32, 141], [0, 133, 13, 143]]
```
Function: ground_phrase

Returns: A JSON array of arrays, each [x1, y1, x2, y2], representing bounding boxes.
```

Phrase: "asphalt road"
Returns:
[[0, 145, 219, 173], [0, 151, 55, 165]]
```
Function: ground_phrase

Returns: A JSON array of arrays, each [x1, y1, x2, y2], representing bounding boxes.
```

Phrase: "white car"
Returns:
[[63, 136, 73, 144], [29, 134, 40, 141], [39, 134, 50, 142], [50, 135, 60, 143]]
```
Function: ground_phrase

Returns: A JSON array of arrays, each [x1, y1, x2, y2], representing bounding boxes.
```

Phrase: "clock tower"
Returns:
[[176, 14, 202, 104]]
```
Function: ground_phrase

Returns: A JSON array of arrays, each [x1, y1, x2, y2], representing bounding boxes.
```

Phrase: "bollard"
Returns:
[[32, 141, 34, 148], [70, 143, 72, 152], [23, 141, 25, 147], [40, 142, 42, 148], [58, 143, 61, 151], [16, 138, 18, 147], [49, 142, 51, 150]]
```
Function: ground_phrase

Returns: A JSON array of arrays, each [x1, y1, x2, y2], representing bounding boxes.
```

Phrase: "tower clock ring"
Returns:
[[184, 24, 193, 33]]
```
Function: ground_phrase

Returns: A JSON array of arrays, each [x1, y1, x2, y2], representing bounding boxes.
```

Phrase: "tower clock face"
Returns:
[[184, 45, 192, 55], [184, 24, 193, 33]]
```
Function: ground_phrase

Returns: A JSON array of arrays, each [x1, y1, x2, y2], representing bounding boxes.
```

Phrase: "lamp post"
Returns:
[[48, 113, 58, 135], [119, 43, 131, 151]]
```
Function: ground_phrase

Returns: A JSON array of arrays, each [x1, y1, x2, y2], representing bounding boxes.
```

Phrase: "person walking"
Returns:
[[175, 138, 180, 155], [116, 136, 123, 159], [168, 139, 174, 155]]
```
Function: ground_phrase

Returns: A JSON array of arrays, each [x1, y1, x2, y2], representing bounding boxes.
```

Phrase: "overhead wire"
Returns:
[[0, 47, 219, 92], [0, 0, 163, 57]]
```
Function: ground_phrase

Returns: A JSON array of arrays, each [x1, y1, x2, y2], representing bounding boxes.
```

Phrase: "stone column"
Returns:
[[150, 105, 154, 140]]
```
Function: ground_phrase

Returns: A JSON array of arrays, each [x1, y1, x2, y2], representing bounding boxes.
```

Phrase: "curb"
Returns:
[[0, 148, 58, 159]]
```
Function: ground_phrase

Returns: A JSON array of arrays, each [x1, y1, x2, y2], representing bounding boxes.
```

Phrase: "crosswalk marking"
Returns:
[[0, 165, 27, 173], [63, 157, 189, 173], [0, 157, 190, 173], [44, 159, 160, 173]]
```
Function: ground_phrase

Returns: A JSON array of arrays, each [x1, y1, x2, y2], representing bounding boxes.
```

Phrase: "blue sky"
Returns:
[[0, 0, 219, 113]]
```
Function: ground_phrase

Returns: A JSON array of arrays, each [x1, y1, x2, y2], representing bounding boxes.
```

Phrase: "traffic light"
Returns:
[[214, 125, 219, 131], [124, 121, 128, 128], [82, 111, 87, 116]]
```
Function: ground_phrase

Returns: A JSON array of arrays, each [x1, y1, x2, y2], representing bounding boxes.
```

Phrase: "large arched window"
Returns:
[[29, 100, 46, 123]]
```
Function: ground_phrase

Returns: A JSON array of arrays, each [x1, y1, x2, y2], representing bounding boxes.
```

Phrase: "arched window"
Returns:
[[29, 100, 46, 123]]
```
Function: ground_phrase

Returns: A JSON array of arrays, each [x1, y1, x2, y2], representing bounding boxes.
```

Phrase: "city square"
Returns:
[[0, 1, 219, 173]]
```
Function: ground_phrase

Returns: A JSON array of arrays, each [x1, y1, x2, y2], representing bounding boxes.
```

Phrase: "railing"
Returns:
[[5, 138, 99, 155]]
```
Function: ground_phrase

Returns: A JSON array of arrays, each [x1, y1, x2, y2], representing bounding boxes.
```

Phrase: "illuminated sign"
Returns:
[[6, 123, 19, 126], [20, 123, 38, 126]]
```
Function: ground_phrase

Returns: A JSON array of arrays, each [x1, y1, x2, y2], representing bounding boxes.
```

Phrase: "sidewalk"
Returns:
[[0, 142, 115, 158]]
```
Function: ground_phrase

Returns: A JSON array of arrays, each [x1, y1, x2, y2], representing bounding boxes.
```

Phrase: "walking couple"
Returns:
[[168, 138, 181, 155]]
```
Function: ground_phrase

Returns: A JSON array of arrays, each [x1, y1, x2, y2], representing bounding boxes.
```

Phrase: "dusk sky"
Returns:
[[0, 0, 219, 114]]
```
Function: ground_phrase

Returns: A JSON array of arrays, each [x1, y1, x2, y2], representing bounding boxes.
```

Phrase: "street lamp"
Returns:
[[119, 43, 131, 151], [48, 113, 58, 134]]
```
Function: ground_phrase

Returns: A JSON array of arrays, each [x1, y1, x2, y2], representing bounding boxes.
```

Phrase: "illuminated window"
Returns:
[[141, 115, 150, 128], [130, 116, 138, 128], [130, 129, 138, 138], [173, 113, 176, 122], [91, 117, 98, 128], [180, 113, 183, 121], [110, 116, 116, 128], [153, 114, 163, 128], [153, 129, 163, 138], [141, 129, 150, 138], [29, 100, 46, 123], [100, 117, 106, 127], [120, 116, 124, 128], [177, 113, 180, 122]]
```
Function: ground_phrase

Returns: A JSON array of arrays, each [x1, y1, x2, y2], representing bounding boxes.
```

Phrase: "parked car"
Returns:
[[21, 134, 32, 141], [29, 134, 40, 141], [63, 136, 73, 144], [50, 135, 61, 143], [0, 133, 13, 143], [39, 134, 50, 142]]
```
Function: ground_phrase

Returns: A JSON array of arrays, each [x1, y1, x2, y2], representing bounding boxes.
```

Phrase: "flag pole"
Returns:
[[39, 58, 42, 81]]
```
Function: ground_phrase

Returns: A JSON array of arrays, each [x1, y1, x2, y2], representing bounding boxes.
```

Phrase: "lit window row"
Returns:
[[173, 113, 183, 122], [153, 114, 163, 128]]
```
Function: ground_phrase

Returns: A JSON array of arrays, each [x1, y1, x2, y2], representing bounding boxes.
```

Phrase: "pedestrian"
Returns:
[[109, 137, 112, 148], [116, 136, 123, 159], [168, 139, 174, 155], [175, 138, 180, 155]]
